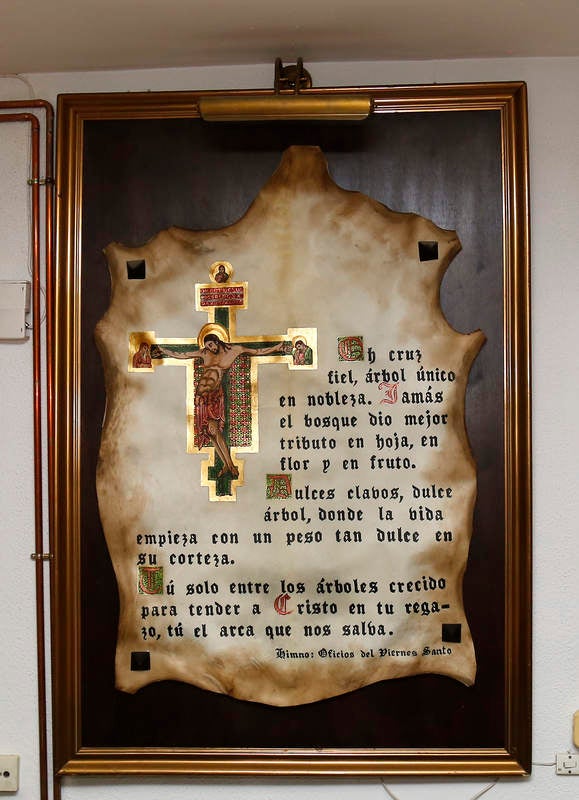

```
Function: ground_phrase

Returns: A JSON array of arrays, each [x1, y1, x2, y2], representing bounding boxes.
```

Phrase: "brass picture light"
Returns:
[[198, 58, 372, 121]]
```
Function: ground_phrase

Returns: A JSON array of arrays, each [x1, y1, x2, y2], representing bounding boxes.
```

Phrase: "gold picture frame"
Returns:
[[51, 82, 531, 778]]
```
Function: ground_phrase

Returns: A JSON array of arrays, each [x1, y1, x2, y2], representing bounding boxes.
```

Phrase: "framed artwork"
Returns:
[[52, 81, 531, 777]]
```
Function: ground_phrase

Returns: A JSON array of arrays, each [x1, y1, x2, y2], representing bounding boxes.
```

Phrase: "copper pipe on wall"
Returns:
[[0, 98, 54, 800]]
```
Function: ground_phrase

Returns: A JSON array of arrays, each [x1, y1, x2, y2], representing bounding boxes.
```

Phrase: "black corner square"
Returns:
[[127, 259, 146, 279], [131, 651, 151, 671], [418, 241, 439, 262], [441, 623, 462, 643]]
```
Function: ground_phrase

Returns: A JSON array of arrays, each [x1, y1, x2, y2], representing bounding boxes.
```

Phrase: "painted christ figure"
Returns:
[[214, 263, 230, 283], [292, 338, 313, 365], [154, 333, 284, 478], [132, 341, 152, 368]]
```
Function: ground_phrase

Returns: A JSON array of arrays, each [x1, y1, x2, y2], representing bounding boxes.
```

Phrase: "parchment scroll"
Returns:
[[95, 146, 484, 706]]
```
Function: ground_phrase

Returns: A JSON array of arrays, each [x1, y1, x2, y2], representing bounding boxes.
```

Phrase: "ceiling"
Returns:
[[1, 0, 578, 74]]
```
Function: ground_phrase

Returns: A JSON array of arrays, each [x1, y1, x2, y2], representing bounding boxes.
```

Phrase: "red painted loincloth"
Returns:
[[195, 386, 225, 448]]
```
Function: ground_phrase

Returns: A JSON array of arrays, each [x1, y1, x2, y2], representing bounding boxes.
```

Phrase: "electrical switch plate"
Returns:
[[556, 752, 579, 775], [0, 281, 30, 340], [0, 755, 19, 792]]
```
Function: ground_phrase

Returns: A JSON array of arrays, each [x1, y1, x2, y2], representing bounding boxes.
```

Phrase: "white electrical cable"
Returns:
[[469, 777, 500, 800], [0, 73, 36, 99], [379, 758, 559, 800], [380, 776, 500, 800], [380, 781, 401, 800]]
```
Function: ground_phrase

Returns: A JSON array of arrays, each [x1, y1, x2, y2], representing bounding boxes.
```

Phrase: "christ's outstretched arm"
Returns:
[[239, 342, 286, 357], [152, 344, 201, 360]]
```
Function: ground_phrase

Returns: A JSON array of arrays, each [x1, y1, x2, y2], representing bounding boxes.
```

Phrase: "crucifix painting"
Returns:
[[129, 263, 317, 500]]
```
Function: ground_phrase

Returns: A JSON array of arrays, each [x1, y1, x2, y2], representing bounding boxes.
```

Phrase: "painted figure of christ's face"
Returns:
[[205, 339, 219, 353]]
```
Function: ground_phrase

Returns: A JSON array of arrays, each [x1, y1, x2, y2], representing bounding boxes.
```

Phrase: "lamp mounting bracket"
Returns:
[[274, 58, 312, 94]]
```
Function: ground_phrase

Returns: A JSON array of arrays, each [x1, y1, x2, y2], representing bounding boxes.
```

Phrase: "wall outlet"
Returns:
[[0, 755, 19, 792], [556, 751, 579, 775]]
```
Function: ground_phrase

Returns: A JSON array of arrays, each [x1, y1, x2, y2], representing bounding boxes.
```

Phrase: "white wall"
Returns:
[[1, 56, 578, 800]]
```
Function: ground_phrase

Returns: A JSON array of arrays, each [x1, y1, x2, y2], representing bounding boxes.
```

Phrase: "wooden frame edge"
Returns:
[[51, 81, 531, 777]]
